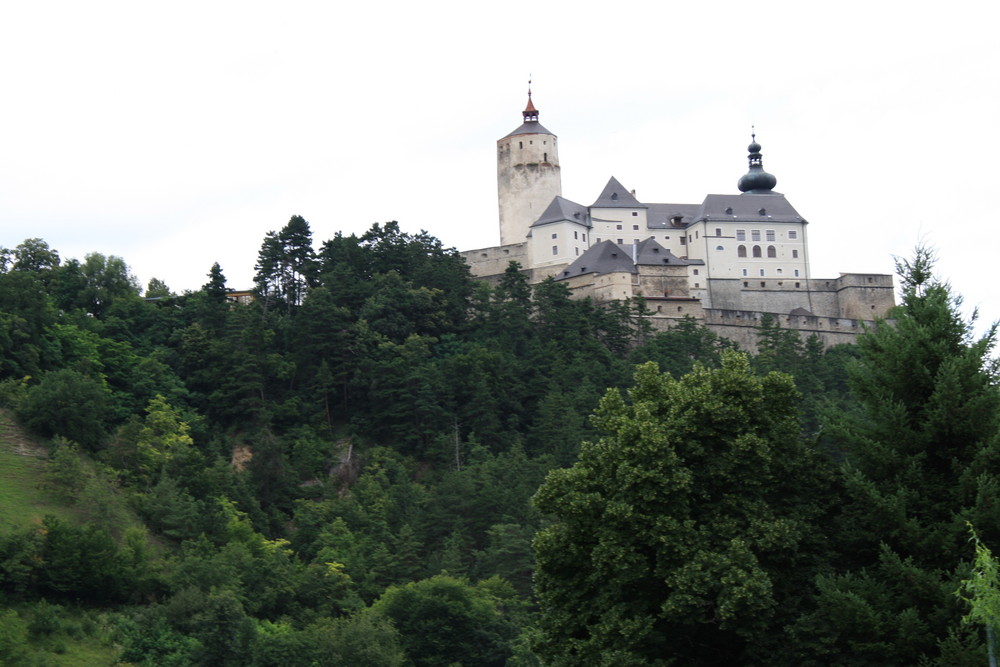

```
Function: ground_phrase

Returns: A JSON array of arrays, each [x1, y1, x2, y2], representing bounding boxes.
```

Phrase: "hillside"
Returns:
[[0, 410, 76, 531]]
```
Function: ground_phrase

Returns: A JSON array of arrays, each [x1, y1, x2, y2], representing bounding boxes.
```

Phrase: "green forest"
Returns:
[[1, 217, 999, 665]]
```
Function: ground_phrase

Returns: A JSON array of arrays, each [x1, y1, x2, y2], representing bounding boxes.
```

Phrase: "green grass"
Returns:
[[0, 430, 77, 533]]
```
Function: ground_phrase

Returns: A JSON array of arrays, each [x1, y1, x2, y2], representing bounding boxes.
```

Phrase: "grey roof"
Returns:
[[646, 203, 703, 229], [632, 237, 702, 267], [557, 240, 636, 279], [556, 238, 702, 281], [690, 193, 806, 224], [504, 120, 555, 138], [590, 177, 648, 208], [530, 196, 591, 228]]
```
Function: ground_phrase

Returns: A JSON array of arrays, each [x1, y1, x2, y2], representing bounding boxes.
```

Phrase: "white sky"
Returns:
[[2, 1, 999, 333]]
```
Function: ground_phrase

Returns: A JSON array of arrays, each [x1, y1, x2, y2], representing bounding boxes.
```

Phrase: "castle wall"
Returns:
[[461, 243, 529, 279], [698, 309, 882, 352], [636, 265, 692, 299], [821, 274, 896, 319]]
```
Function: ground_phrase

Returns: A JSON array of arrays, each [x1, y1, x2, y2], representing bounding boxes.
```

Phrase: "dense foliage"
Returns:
[[1, 224, 994, 665]]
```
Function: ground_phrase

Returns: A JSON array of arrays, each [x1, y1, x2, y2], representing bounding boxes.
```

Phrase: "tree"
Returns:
[[792, 248, 1000, 665], [958, 526, 1000, 667], [145, 277, 172, 298], [12, 238, 60, 274], [18, 368, 111, 449], [117, 394, 195, 482], [368, 574, 517, 667], [254, 215, 317, 312], [532, 352, 833, 665]]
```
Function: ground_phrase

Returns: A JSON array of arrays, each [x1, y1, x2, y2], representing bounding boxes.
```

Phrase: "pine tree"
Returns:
[[791, 248, 1000, 666]]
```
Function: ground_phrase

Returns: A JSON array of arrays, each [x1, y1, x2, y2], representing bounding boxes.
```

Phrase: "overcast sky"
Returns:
[[2, 1, 998, 332]]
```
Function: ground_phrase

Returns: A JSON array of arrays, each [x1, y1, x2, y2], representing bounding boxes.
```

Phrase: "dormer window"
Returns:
[[611, 193, 619, 201]]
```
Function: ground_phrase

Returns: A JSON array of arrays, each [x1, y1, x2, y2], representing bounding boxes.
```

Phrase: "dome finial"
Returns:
[[737, 129, 777, 194]]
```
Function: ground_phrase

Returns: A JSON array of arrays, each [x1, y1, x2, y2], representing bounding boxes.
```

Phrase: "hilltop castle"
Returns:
[[460, 91, 895, 349]]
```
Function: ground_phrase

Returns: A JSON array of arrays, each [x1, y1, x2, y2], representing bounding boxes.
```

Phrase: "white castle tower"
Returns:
[[497, 88, 561, 245]]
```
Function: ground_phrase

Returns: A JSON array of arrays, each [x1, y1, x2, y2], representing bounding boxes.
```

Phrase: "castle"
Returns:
[[460, 91, 895, 349]]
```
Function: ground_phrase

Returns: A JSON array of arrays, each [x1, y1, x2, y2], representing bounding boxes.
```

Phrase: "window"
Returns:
[[552, 246, 558, 255], [738, 245, 747, 257], [574, 231, 578, 239], [716, 245, 724, 251], [543, 152, 548, 161], [788, 230, 798, 239], [767, 246, 776, 258], [751, 230, 761, 241], [696, 231, 700, 239], [794, 269, 800, 277], [694, 283, 699, 288], [617, 239, 623, 244], [680, 236, 686, 245], [792, 249, 798, 259], [759, 269, 765, 277], [766, 230, 775, 242], [693, 269, 699, 275], [736, 229, 746, 241], [597, 238, 601, 242], [752, 246, 762, 258], [518, 141, 523, 149], [631, 211, 638, 217], [551, 232, 558, 239], [715, 228, 722, 237], [575, 247, 579, 256], [582, 234, 586, 242], [760, 281, 766, 287], [777, 268, 783, 274], [795, 282, 800, 288], [616, 224, 622, 230], [741, 268, 748, 277], [633, 225, 639, 230]]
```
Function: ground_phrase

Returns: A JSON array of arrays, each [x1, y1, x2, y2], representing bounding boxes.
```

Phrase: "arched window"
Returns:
[[737, 245, 747, 258], [767, 245, 776, 258], [752, 245, 762, 258]]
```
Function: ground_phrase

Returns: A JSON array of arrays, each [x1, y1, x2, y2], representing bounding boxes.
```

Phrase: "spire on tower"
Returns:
[[523, 75, 538, 122], [737, 129, 777, 194]]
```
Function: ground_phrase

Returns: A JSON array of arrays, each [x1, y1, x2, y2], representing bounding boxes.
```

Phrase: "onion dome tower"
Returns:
[[497, 83, 562, 245], [737, 131, 778, 194]]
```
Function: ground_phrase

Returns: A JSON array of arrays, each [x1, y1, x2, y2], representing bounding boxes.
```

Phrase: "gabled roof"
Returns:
[[590, 177, 647, 209], [556, 238, 702, 281], [530, 196, 591, 228], [632, 237, 702, 267], [557, 240, 637, 279], [691, 193, 806, 224]]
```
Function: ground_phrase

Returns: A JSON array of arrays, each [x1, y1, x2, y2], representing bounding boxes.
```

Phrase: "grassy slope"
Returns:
[[0, 410, 78, 532], [0, 411, 135, 664]]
